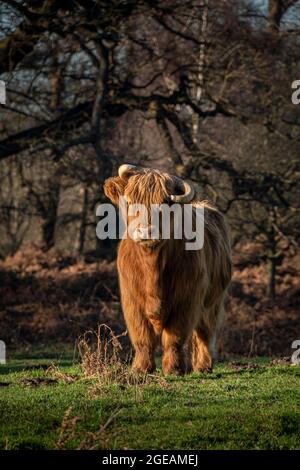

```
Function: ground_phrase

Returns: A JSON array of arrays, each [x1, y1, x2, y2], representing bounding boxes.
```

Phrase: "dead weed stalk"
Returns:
[[77, 324, 168, 390], [55, 405, 121, 450]]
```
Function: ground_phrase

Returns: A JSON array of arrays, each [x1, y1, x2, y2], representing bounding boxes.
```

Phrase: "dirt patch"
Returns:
[[228, 361, 261, 371], [46, 364, 78, 383], [19, 377, 58, 387], [270, 357, 292, 366], [0, 382, 11, 387]]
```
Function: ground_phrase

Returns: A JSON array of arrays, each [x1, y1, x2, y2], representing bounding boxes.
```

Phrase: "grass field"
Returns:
[[0, 356, 299, 450]]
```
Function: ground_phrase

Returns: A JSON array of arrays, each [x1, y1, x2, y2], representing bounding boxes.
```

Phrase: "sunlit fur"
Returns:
[[104, 167, 232, 375]]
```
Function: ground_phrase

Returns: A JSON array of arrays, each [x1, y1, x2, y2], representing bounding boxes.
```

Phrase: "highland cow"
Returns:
[[104, 164, 232, 375]]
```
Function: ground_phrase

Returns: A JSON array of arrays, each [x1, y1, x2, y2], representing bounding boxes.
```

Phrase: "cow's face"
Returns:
[[104, 164, 195, 248]]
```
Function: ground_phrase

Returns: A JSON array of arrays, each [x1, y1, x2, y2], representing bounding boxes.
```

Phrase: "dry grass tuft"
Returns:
[[77, 324, 168, 390], [55, 405, 121, 450], [46, 364, 77, 383], [56, 406, 80, 450]]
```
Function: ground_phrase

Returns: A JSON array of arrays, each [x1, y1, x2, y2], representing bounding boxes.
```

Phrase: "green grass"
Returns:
[[0, 357, 299, 450]]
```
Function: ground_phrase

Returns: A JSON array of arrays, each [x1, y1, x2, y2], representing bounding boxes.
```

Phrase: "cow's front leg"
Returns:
[[162, 328, 187, 375], [132, 341, 156, 373], [124, 307, 157, 373]]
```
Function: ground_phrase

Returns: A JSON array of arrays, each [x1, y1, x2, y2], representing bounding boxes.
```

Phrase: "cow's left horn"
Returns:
[[118, 164, 140, 180], [170, 176, 195, 203]]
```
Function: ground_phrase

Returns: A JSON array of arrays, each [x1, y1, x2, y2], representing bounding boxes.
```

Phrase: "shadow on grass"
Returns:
[[0, 359, 75, 375]]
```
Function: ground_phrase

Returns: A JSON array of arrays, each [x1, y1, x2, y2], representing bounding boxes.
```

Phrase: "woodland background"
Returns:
[[0, 0, 299, 357]]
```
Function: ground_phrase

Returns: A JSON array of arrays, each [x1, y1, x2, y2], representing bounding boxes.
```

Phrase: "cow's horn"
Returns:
[[170, 176, 195, 203], [118, 164, 139, 180]]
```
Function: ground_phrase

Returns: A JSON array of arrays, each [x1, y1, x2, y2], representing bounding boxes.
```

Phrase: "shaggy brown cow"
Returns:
[[104, 164, 232, 375]]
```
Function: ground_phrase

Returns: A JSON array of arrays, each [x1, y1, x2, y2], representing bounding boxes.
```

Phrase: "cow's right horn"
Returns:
[[118, 164, 140, 180], [170, 176, 195, 203]]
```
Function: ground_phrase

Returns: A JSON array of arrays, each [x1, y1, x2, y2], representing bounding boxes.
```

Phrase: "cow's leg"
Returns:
[[162, 327, 189, 375], [124, 308, 157, 373], [192, 324, 214, 373], [184, 338, 193, 373], [193, 299, 224, 373]]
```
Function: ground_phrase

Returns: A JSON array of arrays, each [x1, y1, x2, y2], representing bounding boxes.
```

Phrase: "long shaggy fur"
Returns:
[[104, 167, 232, 375]]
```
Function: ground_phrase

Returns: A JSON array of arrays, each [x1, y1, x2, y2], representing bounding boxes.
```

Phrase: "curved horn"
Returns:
[[118, 164, 139, 180], [170, 176, 195, 203]]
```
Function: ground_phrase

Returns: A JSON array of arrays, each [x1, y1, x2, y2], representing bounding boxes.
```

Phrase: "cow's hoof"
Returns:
[[194, 366, 213, 374], [132, 363, 156, 374], [162, 366, 185, 376]]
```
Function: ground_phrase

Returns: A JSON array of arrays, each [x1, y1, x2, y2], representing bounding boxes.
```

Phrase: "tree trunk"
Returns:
[[42, 179, 61, 251], [92, 42, 114, 258], [191, 0, 208, 144], [267, 256, 277, 301], [78, 186, 88, 255]]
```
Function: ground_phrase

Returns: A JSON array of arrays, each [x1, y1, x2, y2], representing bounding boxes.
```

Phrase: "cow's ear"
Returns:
[[103, 176, 126, 206]]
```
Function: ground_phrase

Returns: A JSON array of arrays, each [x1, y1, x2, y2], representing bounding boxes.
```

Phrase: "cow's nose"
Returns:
[[135, 226, 149, 240]]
